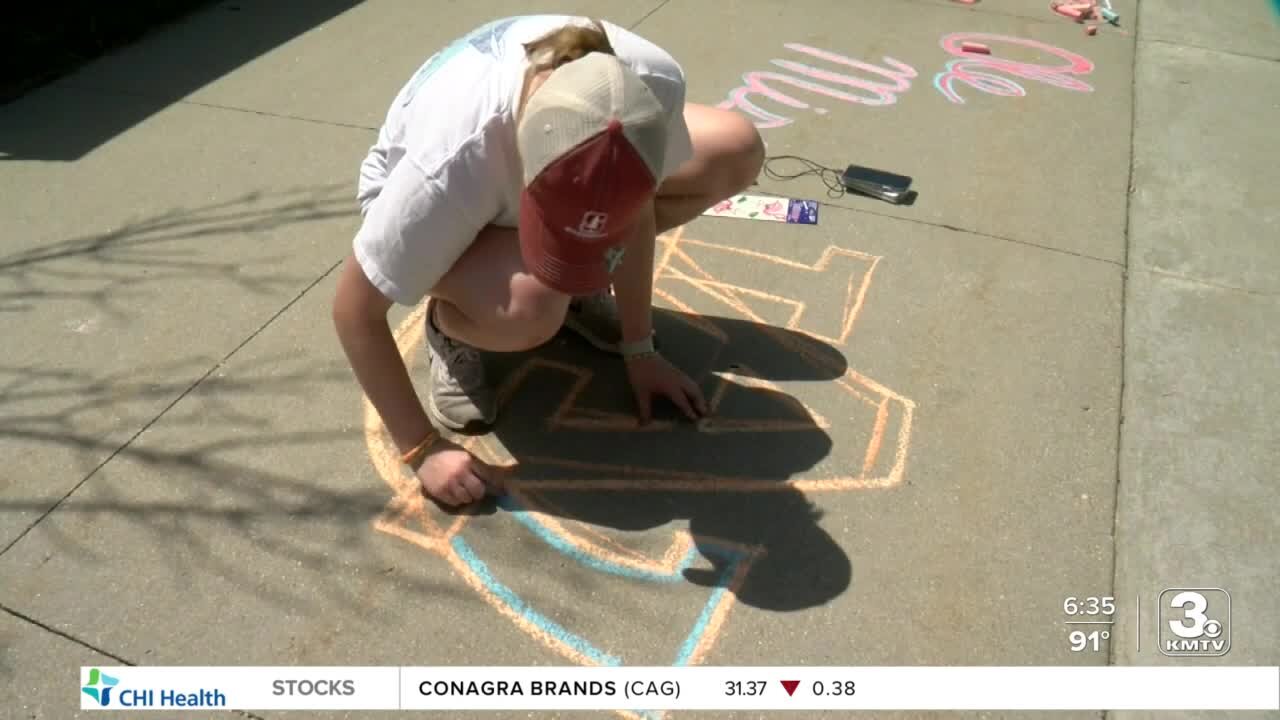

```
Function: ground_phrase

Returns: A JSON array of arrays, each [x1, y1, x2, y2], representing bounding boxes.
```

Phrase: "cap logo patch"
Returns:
[[566, 210, 609, 239]]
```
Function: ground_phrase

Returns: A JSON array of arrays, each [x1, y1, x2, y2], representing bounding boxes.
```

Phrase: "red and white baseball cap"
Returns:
[[516, 52, 669, 295]]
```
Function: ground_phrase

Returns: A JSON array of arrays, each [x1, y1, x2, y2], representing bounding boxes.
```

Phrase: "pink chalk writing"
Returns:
[[934, 33, 1095, 104], [719, 34, 1096, 128], [718, 44, 918, 129]]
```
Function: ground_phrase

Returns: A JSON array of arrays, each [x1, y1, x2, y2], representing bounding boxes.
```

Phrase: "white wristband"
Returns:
[[619, 334, 656, 357]]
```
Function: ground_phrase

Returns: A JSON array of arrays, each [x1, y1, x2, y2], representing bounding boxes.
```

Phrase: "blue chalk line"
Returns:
[[455, 496, 752, 717]]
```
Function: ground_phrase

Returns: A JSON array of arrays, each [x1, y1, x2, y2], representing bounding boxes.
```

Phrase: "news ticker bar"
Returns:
[[79, 666, 1280, 711]]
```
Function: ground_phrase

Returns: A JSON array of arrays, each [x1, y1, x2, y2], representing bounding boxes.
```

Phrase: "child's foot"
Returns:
[[424, 300, 497, 432]]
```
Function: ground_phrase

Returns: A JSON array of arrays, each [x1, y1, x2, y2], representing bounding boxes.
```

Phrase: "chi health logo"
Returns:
[[79, 666, 227, 708], [82, 668, 120, 706]]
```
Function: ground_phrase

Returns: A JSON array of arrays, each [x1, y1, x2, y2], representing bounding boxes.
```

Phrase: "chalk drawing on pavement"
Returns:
[[364, 225, 916, 720], [719, 33, 1096, 128], [718, 44, 918, 129], [934, 33, 1095, 104]]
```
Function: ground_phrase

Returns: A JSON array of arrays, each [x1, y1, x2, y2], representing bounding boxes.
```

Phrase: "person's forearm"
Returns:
[[334, 311, 435, 454], [610, 206, 657, 344]]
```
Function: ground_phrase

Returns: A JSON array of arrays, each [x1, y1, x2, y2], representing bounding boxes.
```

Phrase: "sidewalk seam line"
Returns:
[[3, 603, 270, 718], [628, 0, 672, 29], [2, 603, 133, 664], [1105, 0, 1142, 687], [56, 81, 379, 131], [0, 258, 345, 560], [179, 99, 378, 131], [1138, 37, 1279, 64], [811, 199, 1125, 268]]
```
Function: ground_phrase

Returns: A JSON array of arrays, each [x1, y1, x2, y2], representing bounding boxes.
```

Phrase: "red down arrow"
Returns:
[[781, 680, 800, 696]]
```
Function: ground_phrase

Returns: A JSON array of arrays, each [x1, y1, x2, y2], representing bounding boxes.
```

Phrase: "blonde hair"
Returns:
[[523, 19, 616, 71], [518, 20, 616, 116]]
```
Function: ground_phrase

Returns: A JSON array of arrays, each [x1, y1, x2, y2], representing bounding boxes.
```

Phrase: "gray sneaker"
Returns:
[[424, 301, 497, 432], [563, 291, 624, 355]]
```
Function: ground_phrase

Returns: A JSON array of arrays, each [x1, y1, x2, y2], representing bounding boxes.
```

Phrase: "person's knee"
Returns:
[[718, 114, 766, 196], [727, 119, 762, 194], [503, 277, 570, 350]]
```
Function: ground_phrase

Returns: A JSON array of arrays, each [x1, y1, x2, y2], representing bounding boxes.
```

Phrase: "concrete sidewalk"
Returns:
[[1, 1, 1276, 718]]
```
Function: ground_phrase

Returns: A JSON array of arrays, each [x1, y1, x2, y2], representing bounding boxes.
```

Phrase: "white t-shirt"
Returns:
[[353, 15, 693, 307]]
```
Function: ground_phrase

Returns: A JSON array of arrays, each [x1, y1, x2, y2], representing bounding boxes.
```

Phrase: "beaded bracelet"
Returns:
[[400, 433, 438, 470]]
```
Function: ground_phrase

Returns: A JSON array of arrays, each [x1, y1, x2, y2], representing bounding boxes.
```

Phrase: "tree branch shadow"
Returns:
[[0, 179, 483, 622], [0, 351, 471, 622], [0, 184, 354, 319]]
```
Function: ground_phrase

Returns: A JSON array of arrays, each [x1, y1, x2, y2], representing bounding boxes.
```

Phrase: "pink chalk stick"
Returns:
[[1086, 24, 1098, 35], [1069, 1, 1098, 18], [1054, 6, 1085, 20], [961, 41, 991, 54]]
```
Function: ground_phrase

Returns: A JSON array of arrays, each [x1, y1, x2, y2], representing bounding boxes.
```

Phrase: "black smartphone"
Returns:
[[841, 164, 914, 204]]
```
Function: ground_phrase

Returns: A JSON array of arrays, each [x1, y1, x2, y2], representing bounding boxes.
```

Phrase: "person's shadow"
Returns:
[[455, 308, 853, 612]]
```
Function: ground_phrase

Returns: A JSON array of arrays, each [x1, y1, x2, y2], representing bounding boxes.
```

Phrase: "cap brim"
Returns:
[[518, 189, 622, 296]]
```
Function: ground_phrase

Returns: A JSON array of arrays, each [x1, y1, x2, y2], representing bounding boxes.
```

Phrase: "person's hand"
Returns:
[[414, 440, 506, 507], [624, 352, 708, 425]]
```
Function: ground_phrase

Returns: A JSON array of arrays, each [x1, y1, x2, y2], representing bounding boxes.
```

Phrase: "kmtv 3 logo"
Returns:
[[82, 668, 120, 706], [1159, 588, 1231, 656]]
